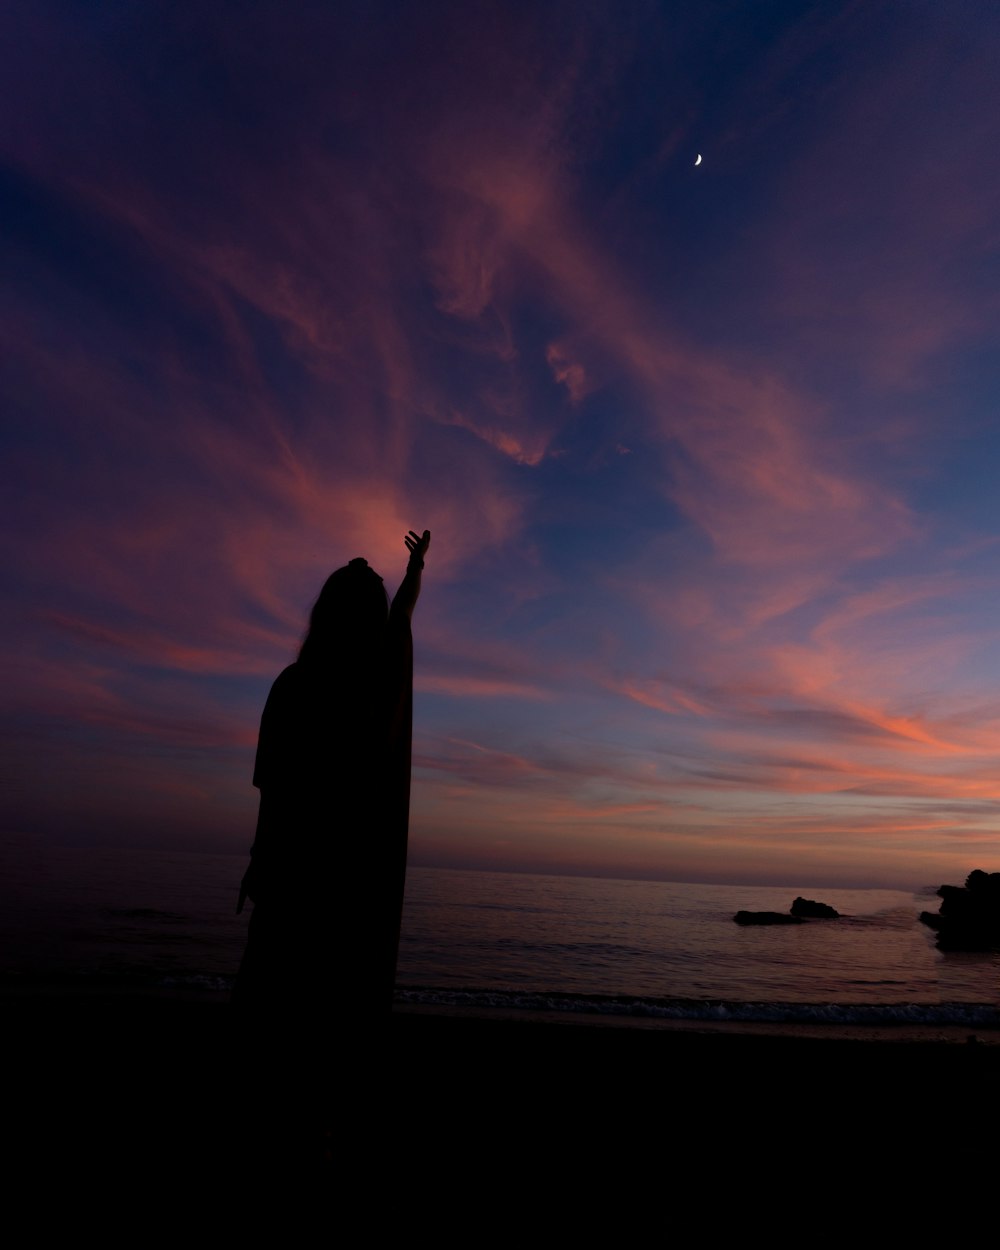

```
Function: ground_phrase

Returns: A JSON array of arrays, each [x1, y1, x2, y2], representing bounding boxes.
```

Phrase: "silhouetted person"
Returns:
[[233, 530, 430, 1037]]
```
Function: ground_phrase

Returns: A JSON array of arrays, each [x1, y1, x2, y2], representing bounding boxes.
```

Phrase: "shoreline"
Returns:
[[392, 999, 1000, 1045], [2, 981, 999, 1045]]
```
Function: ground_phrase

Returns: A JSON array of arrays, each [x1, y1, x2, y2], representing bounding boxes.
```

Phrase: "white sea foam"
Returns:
[[395, 987, 1000, 1028]]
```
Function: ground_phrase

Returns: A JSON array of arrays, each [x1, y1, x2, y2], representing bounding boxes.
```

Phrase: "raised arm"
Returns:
[[390, 529, 431, 622]]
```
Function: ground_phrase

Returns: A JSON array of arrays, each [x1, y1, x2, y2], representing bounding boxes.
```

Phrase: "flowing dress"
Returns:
[[233, 608, 413, 1018]]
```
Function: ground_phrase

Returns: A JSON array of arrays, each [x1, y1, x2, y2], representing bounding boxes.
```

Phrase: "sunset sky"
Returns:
[[4, 1, 1000, 887]]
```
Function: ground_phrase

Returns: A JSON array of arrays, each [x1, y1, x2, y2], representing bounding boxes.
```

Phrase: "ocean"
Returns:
[[2, 836, 998, 1029]]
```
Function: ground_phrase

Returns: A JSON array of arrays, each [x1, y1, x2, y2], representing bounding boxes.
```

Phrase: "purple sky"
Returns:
[[4, 1, 1000, 886]]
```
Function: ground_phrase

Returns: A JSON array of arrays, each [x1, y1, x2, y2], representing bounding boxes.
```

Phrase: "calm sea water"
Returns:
[[1, 837, 998, 1027], [397, 867, 1000, 1026]]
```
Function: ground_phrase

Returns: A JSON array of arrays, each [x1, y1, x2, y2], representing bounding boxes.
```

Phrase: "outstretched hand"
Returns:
[[405, 529, 431, 563]]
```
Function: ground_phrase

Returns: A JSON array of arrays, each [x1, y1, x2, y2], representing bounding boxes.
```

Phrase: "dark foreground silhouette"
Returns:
[[231, 530, 429, 1160], [11, 998, 998, 1214]]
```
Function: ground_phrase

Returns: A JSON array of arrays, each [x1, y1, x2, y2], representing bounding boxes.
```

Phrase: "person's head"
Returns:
[[298, 557, 389, 665]]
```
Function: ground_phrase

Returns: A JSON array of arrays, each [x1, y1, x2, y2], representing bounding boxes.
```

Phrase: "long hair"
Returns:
[[297, 558, 389, 668]]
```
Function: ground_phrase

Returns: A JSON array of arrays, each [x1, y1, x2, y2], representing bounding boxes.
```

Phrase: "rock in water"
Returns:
[[790, 896, 840, 919], [920, 870, 1000, 950]]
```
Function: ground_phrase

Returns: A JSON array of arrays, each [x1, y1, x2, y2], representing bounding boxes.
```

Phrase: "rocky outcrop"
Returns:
[[733, 910, 804, 925], [790, 896, 840, 919], [920, 870, 1000, 950], [734, 896, 843, 925]]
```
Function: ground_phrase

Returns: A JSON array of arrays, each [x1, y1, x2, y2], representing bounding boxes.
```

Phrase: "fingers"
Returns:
[[404, 529, 430, 552]]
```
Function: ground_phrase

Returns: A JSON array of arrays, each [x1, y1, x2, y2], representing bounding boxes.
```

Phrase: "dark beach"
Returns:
[[8, 990, 998, 1216]]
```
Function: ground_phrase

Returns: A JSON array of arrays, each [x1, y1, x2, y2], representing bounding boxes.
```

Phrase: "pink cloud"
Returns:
[[416, 673, 549, 701], [432, 409, 551, 467], [604, 676, 712, 718], [545, 342, 590, 403]]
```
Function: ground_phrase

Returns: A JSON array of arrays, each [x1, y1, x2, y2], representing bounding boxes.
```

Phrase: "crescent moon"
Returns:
[[695, 153, 702, 166]]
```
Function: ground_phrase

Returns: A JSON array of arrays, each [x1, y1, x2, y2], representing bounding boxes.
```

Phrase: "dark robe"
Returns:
[[233, 608, 413, 1018]]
